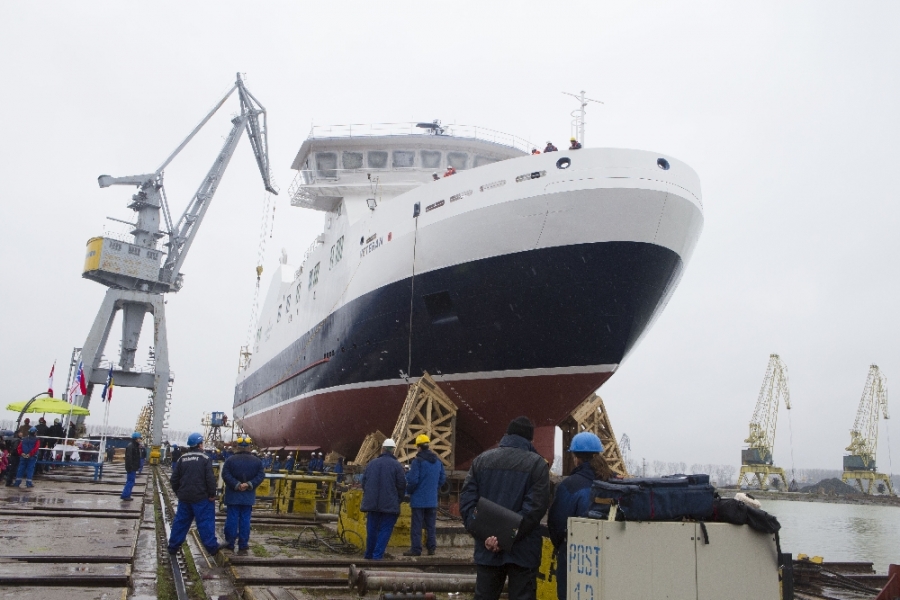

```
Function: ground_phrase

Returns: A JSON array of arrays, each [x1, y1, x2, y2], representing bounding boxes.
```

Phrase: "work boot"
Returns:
[[403, 550, 421, 557], [427, 548, 436, 556], [236, 548, 249, 556], [12, 480, 21, 487], [26, 481, 34, 488], [121, 497, 133, 502]]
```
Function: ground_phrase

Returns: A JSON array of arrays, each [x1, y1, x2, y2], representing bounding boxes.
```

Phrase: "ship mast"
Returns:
[[563, 90, 603, 146]]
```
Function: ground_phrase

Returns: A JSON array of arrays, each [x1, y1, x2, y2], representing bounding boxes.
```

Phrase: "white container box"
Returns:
[[566, 518, 780, 600]]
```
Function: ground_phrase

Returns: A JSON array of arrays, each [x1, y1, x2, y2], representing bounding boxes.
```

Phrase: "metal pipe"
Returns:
[[380, 594, 436, 600], [358, 571, 478, 596]]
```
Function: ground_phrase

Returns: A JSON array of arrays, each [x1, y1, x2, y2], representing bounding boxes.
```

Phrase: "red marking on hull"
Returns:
[[240, 370, 614, 467]]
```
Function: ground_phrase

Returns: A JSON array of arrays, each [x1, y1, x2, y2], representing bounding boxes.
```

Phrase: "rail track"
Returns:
[[153, 468, 190, 600]]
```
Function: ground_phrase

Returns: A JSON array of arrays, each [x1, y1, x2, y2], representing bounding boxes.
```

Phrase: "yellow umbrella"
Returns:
[[6, 397, 90, 416]]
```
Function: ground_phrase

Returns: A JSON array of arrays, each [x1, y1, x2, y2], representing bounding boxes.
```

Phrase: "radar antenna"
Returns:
[[562, 90, 603, 146], [737, 354, 792, 490], [842, 365, 894, 495]]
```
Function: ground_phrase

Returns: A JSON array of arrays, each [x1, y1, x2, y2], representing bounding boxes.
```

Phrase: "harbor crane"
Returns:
[[738, 354, 792, 490], [842, 365, 894, 495], [71, 73, 276, 461]]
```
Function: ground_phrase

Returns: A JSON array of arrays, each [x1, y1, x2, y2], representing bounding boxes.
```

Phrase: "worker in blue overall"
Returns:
[[404, 434, 447, 556], [548, 432, 604, 600], [221, 436, 265, 555], [121, 432, 142, 501], [168, 432, 220, 556], [13, 427, 41, 488], [361, 438, 407, 560]]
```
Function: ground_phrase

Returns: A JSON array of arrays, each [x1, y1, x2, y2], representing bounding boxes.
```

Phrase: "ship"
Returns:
[[233, 121, 703, 466]]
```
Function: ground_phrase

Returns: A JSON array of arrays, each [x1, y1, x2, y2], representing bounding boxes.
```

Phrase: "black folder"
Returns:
[[470, 496, 523, 552]]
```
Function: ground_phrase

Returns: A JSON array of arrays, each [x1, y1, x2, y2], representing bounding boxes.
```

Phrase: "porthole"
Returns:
[[657, 158, 670, 170], [556, 157, 571, 169]]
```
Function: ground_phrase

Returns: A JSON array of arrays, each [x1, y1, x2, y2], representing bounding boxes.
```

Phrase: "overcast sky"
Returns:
[[2, 2, 898, 473]]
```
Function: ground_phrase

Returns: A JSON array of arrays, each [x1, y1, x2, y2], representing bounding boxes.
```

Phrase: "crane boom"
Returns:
[[845, 365, 889, 467], [744, 354, 791, 463], [93, 73, 277, 293]]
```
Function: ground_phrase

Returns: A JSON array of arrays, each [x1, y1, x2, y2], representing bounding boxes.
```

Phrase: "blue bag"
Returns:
[[588, 474, 715, 521]]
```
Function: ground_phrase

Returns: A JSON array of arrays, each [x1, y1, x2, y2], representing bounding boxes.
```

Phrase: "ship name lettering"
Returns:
[[359, 237, 383, 258]]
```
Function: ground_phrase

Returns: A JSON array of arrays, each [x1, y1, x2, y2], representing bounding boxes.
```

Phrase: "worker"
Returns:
[[443, 165, 457, 177], [67, 421, 77, 440], [531, 148, 541, 155], [105, 443, 115, 463], [547, 432, 604, 600], [460, 416, 550, 600], [333, 456, 345, 483], [170, 444, 183, 466], [121, 432, 142, 501], [13, 427, 42, 488], [432, 172, 440, 181], [568, 137, 582, 150], [404, 434, 447, 556], [35, 418, 50, 471], [221, 436, 266, 555], [317, 451, 325, 471], [543, 141, 558, 153], [48, 418, 65, 443], [284, 453, 295, 472], [17, 418, 31, 436], [4, 434, 22, 486], [361, 438, 407, 560], [167, 432, 220, 557]]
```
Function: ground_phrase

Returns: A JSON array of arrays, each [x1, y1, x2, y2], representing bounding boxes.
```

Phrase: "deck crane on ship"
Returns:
[[738, 354, 793, 490], [841, 365, 894, 495], [72, 73, 276, 460]]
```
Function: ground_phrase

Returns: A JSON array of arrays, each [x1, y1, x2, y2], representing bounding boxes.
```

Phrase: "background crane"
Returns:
[[738, 354, 792, 490], [68, 73, 276, 461], [842, 365, 894, 495]]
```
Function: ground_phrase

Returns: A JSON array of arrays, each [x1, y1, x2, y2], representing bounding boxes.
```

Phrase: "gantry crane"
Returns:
[[842, 365, 894, 495], [738, 354, 792, 490], [71, 73, 276, 461]]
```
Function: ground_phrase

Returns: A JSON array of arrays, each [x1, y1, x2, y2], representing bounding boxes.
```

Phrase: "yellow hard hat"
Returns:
[[236, 436, 253, 446], [415, 434, 431, 446], [570, 137, 577, 141]]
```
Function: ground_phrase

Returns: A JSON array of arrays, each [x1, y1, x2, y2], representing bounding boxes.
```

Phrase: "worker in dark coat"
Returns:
[[13, 427, 42, 488], [4, 434, 22, 486], [48, 419, 65, 442], [121, 432, 142, 501], [404, 434, 447, 556], [460, 416, 550, 600], [168, 433, 220, 556], [361, 438, 407, 560], [221, 436, 266, 555], [548, 432, 604, 600]]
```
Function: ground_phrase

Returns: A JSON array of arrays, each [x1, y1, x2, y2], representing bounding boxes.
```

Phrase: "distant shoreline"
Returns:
[[719, 489, 900, 508]]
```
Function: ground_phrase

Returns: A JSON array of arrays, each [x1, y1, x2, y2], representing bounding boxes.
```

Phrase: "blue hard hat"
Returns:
[[132, 432, 142, 439], [28, 426, 37, 434], [569, 431, 603, 453], [187, 432, 204, 447]]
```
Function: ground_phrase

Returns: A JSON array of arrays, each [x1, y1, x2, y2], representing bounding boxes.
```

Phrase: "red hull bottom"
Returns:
[[239, 369, 614, 467]]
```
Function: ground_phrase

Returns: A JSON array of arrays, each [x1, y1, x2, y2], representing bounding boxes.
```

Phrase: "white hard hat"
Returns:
[[383, 438, 397, 448]]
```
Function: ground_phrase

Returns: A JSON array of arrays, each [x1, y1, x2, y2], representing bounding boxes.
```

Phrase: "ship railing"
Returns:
[[308, 122, 534, 153]]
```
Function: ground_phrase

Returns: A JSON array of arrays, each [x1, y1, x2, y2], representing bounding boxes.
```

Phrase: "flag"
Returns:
[[101, 365, 114, 403], [47, 361, 56, 397], [68, 360, 87, 402]]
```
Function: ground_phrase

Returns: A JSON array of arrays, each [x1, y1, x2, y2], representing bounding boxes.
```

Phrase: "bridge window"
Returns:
[[342, 152, 363, 169], [330, 236, 344, 268], [315, 153, 338, 178], [368, 151, 388, 169], [447, 152, 468, 170], [421, 150, 442, 169], [474, 155, 500, 167], [308, 262, 320, 290], [393, 150, 416, 168]]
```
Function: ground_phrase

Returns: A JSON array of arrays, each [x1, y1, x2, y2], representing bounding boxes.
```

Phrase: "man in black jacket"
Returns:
[[460, 416, 550, 600], [167, 433, 220, 556], [121, 432, 142, 501]]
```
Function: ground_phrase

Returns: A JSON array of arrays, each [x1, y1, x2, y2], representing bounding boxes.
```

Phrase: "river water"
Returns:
[[760, 499, 900, 574]]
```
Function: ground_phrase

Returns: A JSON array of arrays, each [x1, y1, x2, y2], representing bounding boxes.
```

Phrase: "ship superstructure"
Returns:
[[234, 121, 703, 464]]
